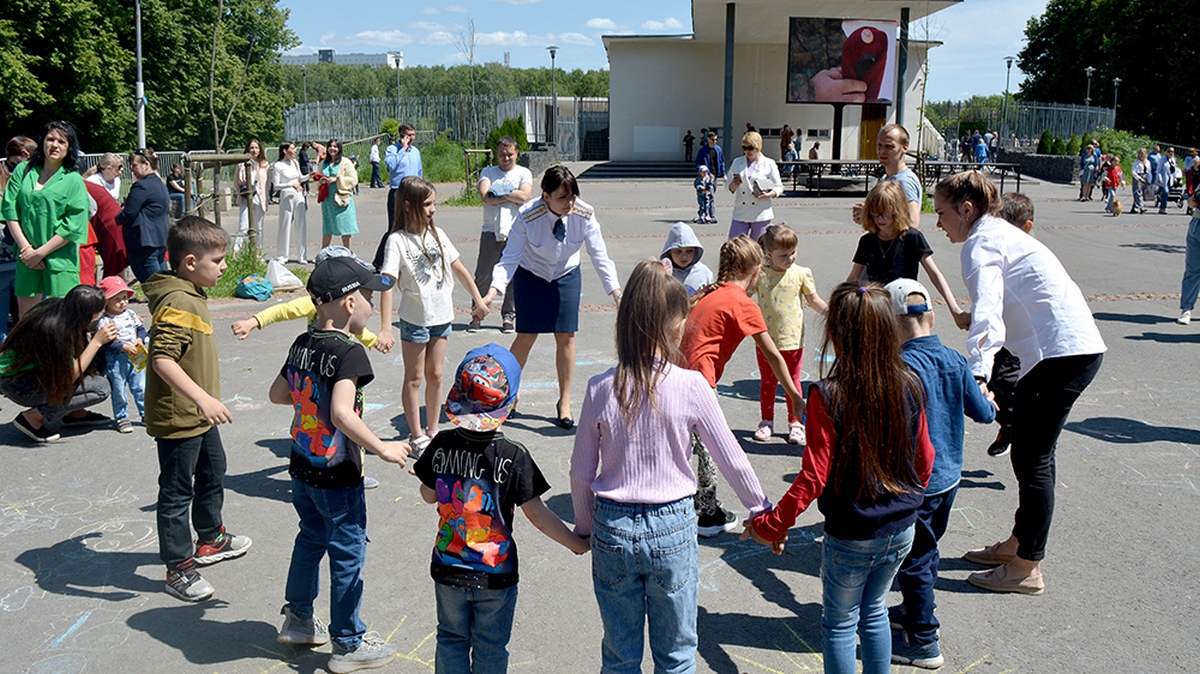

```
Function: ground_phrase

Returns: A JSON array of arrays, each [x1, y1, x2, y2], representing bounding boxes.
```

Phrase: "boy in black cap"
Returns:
[[268, 255, 411, 673]]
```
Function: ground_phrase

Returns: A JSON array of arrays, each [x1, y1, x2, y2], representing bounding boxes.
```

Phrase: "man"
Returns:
[[808, 141, 821, 160], [469, 136, 532, 335], [694, 132, 725, 179], [682, 130, 695, 163], [1157, 147, 1178, 215], [368, 137, 383, 189], [853, 123, 923, 226], [375, 124, 422, 270]]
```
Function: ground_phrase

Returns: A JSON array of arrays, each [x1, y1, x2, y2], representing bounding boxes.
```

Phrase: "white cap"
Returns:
[[884, 278, 931, 315]]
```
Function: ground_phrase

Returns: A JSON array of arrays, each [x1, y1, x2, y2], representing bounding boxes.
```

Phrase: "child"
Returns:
[[97, 276, 147, 434], [682, 235, 803, 535], [753, 225, 828, 445], [986, 192, 1034, 457], [660, 221, 713, 295], [847, 180, 970, 330], [1103, 155, 1124, 214], [377, 176, 488, 457], [883, 278, 995, 669], [144, 216, 250, 602], [268, 255, 410, 673], [414, 344, 588, 673], [694, 165, 715, 224], [747, 282, 935, 674], [571, 260, 770, 673]]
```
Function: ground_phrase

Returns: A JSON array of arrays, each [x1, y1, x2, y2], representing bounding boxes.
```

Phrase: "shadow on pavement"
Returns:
[[1126, 331, 1200, 343], [1066, 416, 1200, 444], [224, 464, 291, 504], [15, 533, 161, 601], [126, 600, 303, 668], [1091, 311, 1176, 325], [959, 469, 1007, 491], [1117, 242, 1186, 254], [697, 603, 823, 671]]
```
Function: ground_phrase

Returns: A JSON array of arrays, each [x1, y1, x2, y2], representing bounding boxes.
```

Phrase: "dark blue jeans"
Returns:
[[434, 583, 518, 674], [130, 246, 166, 284], [894, 487, 958, 643], [156, 427, 226, 568]]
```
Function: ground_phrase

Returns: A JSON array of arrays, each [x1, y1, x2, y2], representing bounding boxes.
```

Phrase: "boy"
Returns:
[[694, 165, 715, 223], [470, 136, 532, 334], [268, 255, 410, 674], [885, 278, 996, 669], [660, 221, 714, 295], [413, 344, 588, 673], [145, 216, 250, 602], [97, 275, 147, 434], [985, 192, 1034, 456]]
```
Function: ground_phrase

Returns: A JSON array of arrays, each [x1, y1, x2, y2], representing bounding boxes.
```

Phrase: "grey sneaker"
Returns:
[[1178, 310, 1191, 325], [277, 606, 330, 646], [328, 631, 397, 673], [363, 476, 379, 490], [466, 318, 481, 333], [194, 528, 252, 566], [165, 563, 214, 602], [116, 418, 133, 434]]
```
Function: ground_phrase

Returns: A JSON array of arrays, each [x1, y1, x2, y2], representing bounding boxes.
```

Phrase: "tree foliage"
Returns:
[[1017, 0, 1199, 146]]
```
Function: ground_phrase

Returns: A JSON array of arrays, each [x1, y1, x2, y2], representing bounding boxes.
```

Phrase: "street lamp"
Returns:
[[1003, 56, 1015, 147], [1084, 65, 1096, 107], [302, 65, 308, 141], [547, 45, 558, 146], [135, 0, 146, 148], [1112, 77, 1121, 128]]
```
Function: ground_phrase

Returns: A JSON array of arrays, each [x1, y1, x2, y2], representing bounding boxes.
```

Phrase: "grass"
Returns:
[[442, 187, 482, 207], [350, 134, 478, 187], [210, 244, 312, 299]]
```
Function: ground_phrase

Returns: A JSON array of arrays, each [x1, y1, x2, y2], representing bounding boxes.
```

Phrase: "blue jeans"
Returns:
[[1181, 219, 1200, 311], [894, 488, 957, 644], [1159, 183, 1171, 211], [822, 527, 915, 674], [284, 478, 368, 650], [130, 247, 166, 284], [591, 496, 697, 674], [434, 583, 518, 674], [106, 352, 145, 420]]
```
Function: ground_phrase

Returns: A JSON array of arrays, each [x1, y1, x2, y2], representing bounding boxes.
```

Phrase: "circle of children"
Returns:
[[1078, 141, 1200, 218], [0, 120, 1107, 674]]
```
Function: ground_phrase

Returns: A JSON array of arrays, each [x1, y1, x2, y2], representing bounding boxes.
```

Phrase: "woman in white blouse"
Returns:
[[480, 166, 621, 429], [726, 131, 784, 241], [933, 171, 1105, 597], [272, 142, 308, 263], [235, 138, 270, 247]]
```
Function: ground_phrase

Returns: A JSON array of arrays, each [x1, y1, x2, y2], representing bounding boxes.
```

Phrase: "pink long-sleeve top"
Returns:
[[570, 362, 771, 537]]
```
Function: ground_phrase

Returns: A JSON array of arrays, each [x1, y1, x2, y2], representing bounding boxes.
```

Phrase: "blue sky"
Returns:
[[279, 0, 1048, 101]]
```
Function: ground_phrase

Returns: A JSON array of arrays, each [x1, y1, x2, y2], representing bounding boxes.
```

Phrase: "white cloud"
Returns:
[[283, 45, 318, 56], [475, 30, 593, 48], [411, 21, 453, 32], [422, 4, 469, 14], [586, 18, 620, 30], [558, 32, 593, 46], [319, 31, 338, 45], [640, 17, 684, 31], [347, 30, 414, 48]]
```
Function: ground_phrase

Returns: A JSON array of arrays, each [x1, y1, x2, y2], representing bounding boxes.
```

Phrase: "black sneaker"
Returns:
[[697, 507, 737, 537], [60, 410, 111, 428], [13, 414, 59, 443], [166, 561, 215, 602], [987, 429, 1011, 457], [501, 319, 515, 334]]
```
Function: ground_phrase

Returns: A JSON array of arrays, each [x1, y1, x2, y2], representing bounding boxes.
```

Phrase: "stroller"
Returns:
[[1168, 174, 1186, 209]]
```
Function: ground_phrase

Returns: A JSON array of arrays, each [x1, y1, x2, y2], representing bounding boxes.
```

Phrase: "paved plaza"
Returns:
[[2, 166, 1198, 673]]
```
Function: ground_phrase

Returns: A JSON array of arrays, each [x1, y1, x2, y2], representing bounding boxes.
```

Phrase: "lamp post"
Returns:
[[135, 0, 146, 148], [1084, 66, 1096, 135], [395, 54, 401, 122], [1003, 56, 1015, 146], [547, 45, 558, 146], [302, 65, 308, 141], [1112, 77, 1121, 129]]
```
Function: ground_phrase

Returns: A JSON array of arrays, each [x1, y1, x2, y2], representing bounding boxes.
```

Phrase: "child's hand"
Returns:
[[952, 309, 972, 331], [851, 202, 864, 224], [739, 520, 786, 554], [569, 534, 591, 555], [376, 331, 395, 354], [231, 318, 259, 340], [198, 394, 232, 426], [122, 343, 139, 356], [471, 304, 489, 322], [377, 440, 411, 466]]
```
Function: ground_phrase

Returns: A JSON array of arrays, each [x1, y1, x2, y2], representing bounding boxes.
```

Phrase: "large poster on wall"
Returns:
[[787, 18, 897, 104]]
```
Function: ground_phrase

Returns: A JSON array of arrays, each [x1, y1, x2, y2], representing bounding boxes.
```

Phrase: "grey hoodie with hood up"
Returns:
[[660, 222, 714, 295]]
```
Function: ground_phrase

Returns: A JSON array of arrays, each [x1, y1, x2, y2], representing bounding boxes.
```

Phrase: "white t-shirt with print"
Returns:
[[381, 226, 461, 327], [479, 164, 533, 234]]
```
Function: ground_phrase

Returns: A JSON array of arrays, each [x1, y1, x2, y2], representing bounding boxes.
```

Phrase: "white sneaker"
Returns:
[[1178, 310, 1192, 325]]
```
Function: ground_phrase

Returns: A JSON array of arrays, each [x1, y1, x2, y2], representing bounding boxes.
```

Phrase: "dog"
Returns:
[[1111, 199, 1124, 216]]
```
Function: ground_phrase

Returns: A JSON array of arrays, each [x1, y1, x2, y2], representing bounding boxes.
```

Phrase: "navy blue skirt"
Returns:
[[513, 265, 581, 334]]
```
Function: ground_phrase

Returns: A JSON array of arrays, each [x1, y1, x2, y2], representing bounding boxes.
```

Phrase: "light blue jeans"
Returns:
[[591, 496, 697, 674], [821, 526, 915, 674], [106, 351, 145, 420], [1181, 218, 1200, 312], [434, 583, 518, 674]]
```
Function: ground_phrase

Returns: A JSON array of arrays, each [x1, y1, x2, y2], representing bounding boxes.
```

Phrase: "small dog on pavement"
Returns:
[[1111, 199, 1124, 216]]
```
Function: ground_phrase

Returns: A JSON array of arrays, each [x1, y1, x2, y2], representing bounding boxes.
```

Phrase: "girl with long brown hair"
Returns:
[[748, 281, 934, 674], [570, 259, 769, 673]]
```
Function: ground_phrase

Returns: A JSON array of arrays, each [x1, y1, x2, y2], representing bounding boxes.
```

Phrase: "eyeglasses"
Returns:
[[742, 145, 755, 151]]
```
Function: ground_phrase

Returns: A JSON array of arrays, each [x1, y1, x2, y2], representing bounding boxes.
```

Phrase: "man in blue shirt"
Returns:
[[884, 278, 996, 670], [375, 123, 423, 269], [693, 132, 725, 179]]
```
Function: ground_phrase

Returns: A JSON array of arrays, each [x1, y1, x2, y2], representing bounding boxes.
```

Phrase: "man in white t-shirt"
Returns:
[[469, 136, 532, 334], [852, 123, 924, 227], [368, 137, 383, 188]]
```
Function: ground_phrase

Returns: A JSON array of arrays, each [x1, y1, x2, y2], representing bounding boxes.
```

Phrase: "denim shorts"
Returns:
[[400, 319, 453, 344]]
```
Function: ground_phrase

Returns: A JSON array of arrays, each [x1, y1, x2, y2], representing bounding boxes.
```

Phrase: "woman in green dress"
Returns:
[[316, 138, 358, 249]]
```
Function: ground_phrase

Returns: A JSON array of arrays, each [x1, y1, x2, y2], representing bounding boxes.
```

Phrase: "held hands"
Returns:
[[231, 318, 259, 340], [952, 309, 972, 331], [569, 534, 591, 555], [479, 288, 498, 312], [375, 331, 395, 354], [377, 440, 411, 467], [471, 303, 489, 323], [198, 394, 233, 426], [739, 520, 786, 554]]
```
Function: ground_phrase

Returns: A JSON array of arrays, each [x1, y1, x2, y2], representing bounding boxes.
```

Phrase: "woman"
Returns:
[[933, 171, 1105, 595], [726, 131, 784, 241], [1078, 143, 1097, 202], [235, 138, 270, 246], [85, 153, 123, 203], [1, 121, 89, 319], [481, 165, 621, 428], [0, 284, 116, 442], [272, 141, 308, 263], [779, 124, 794, 159], [316, 138, 358, 250], [115, 148, 169, 284], [166, 163, 187, 217]]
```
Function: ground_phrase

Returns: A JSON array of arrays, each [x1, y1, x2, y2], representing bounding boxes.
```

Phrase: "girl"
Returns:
[[2, 121, 89, 318], [571, 259, 771, 673], [272, 141, 308, 263], [0, 284, 118, 442], [846, 180, 969, 329], [747, 282, 935, 674], [235, 138, 270, 246], [378, 176, 487, 455], [316, 138, 359, 250], [681, 235, 803, 535], [753, 225, 828, 445]]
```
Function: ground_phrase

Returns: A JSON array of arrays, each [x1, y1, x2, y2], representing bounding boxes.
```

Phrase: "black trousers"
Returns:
[[1010, 352, 1103, 561], [373, 187, 398, 270], [156, 427, 226, 568], [989, 347, 1021, 435]]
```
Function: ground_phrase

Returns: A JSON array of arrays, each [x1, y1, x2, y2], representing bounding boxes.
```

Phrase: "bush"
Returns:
[[443, 186, 483, 207], [1038, 129, 1054, 154], [1066, 134, 1082, 158], [380, 118, 399, 141], [1090, 126, 1155, 177], [422, 133, 469, 183], [1050, 136, 1067, 155], [484, 117, 530, 157]]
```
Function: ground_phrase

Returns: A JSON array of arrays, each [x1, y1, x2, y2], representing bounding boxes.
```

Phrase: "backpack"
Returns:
[[234, 274, 274, 301]]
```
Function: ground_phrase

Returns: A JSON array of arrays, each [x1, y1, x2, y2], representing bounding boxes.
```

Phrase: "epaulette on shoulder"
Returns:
[[571, 203, 593, 219], [522, 204, 548, 222]]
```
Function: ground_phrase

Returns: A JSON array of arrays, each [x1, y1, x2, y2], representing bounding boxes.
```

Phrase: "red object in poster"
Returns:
[[841, 27, 888, 101]]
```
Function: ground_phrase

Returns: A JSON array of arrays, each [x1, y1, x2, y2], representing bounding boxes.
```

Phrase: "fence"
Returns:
[[283, 94, 509, 145], [927, 100, 1116, 158]]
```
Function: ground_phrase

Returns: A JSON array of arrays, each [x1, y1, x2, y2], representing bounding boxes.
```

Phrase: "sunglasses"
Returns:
[[742, 145, 755, 151]]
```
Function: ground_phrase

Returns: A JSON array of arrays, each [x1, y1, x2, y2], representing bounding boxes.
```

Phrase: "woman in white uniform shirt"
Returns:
[[272, 141, 308, 263], [933, 171, 1105, 596], [481, 166, 621, 429], [725, 131, 783, 241]]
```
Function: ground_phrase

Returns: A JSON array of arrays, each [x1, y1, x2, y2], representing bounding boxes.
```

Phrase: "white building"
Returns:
[[603, 0, 957, 162], [281, 50, 404, 69]]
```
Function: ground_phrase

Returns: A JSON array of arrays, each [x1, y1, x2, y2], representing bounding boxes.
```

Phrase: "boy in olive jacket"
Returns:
[[145, 216, 251, 602]]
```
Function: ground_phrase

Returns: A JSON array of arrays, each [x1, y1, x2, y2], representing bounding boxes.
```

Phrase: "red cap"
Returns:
[[97, 275, 134, 300]]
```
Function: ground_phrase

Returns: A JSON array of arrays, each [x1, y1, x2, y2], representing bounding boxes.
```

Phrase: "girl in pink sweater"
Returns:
[[570, 259, 770, 673]]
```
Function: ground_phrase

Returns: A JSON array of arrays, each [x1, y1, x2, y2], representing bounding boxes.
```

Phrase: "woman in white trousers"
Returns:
[[272, 141, 308, 263], [236, 138, 270, 246]]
